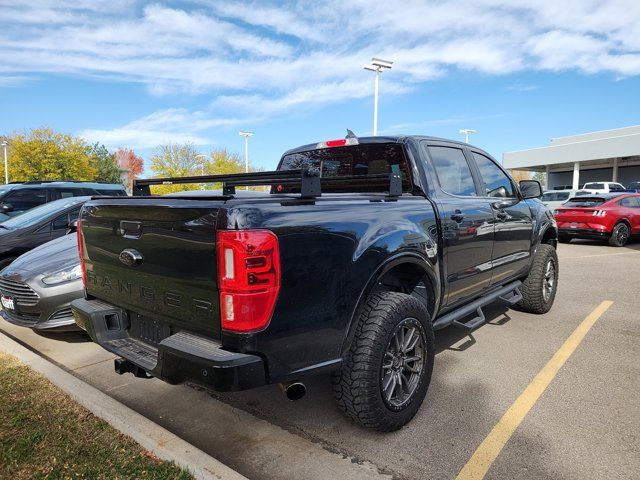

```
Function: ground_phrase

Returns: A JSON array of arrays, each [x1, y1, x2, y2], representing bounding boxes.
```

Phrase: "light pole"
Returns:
[[459, 129, 477, 143], [363, 58, 393, 136], [1, 140, 7, 184], [195, 154, 208, 190], [239, 131, 253, 190]]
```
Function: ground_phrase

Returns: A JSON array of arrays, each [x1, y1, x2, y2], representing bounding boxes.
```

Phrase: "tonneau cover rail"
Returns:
[[132, 167, 403, 199]]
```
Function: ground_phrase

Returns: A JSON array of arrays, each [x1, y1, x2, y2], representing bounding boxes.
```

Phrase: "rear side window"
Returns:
[[49, 188, 82, 200], [279, 143, 412, 193], [564, 197, 606, 207], [472, 152, 516, 198], [96, 189, 126, 196], [609, 184, 624, 191], [619, 197, 640, 208], [2, 188, 46, 210], [427, 146, 476, 196]]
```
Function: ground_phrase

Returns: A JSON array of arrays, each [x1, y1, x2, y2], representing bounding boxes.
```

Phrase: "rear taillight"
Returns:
[[592, 210, 607, 217], [77, 220, 88, 287], [217, 229, 280, 333]]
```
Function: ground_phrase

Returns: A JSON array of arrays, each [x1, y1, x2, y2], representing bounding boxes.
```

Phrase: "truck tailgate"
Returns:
[[80, 199, 223, 340]]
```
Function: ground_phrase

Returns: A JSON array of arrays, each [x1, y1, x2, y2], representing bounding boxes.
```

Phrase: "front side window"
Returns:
[[609, 184, 624, 191], [472, 152, 516, 198], [52, 212, 70, 230], [427, 146, 477, 196]]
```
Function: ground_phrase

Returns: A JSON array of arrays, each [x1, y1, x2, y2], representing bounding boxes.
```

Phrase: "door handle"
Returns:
[[451, 210, 464, 223], [495, 211, 508, 220]]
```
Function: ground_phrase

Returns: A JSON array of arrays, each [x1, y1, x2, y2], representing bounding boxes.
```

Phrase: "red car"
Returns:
[[555, 193, 640, 246]]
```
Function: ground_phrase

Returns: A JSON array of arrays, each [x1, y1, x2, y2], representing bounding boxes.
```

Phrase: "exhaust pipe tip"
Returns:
[[281, 381, 306, 401]]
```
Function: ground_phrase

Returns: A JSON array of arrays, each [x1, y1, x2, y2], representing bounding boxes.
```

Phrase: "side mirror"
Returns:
[[519, 180, 542, 199], [487, 186, 508, 198], [0, 203, 14, 213], [67, 220, 78, 234]]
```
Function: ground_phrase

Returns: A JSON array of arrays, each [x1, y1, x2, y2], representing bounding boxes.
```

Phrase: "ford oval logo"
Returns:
[[119, 248, 143, 267]]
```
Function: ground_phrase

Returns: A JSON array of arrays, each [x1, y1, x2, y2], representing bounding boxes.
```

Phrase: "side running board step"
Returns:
[[452, 307, 486, 331], [432, 280, 522, 331]]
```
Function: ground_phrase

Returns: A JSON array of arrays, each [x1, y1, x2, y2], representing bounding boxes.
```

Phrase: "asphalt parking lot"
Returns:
[[1, 240, 639, 480]]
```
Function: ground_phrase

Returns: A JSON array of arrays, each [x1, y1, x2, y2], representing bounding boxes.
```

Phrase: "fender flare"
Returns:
[[340, 252, 440, 355]]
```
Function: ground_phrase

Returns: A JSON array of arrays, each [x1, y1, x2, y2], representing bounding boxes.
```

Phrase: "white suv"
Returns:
[[577, 182, 626, 195]]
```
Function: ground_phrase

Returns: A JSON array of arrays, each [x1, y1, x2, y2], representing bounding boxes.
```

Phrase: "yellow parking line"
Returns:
[[456, 300, 614, 480]]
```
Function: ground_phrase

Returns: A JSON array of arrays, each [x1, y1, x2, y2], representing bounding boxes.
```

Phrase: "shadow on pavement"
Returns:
[[34, 329, 90, 343]]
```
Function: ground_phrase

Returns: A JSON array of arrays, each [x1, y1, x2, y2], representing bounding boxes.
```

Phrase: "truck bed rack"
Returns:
[[132, 167, 403, 199]]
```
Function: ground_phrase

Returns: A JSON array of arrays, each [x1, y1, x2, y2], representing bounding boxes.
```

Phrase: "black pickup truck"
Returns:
[[72, 135, 559, 431]]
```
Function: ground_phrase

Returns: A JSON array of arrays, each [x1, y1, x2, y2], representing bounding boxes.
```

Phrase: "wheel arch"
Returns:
[[340, 253, 440, 356], [540, 224, 558, 248]]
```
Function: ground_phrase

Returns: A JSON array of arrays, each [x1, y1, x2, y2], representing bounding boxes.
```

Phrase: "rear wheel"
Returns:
[[608, 222, 630, 247], [332, 292, 434, 431], [515, 244, 558, 314]]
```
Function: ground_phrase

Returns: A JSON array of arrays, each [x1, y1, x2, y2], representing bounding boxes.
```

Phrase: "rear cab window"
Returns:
[[278, 142, 412, 193]]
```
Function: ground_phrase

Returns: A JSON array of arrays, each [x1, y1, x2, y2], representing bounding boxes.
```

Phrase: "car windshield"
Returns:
[[0, 196, 88, 229], [541, 193, 555, 201], [564, 197, 606, 207]]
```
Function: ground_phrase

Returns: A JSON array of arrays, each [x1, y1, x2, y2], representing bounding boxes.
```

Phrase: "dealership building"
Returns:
[[503, 125, 640, 189]]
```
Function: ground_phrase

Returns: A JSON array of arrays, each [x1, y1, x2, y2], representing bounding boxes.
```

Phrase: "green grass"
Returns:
[[0, 351, 192, 480]]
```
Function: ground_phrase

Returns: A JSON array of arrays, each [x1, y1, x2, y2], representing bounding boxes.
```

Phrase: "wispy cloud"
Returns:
[[2, 1, 638, 97], [507, 84, 540, 92], [4, 0, 639, 146], [385, 113, 509, 134], [79, 108, 250, 149]]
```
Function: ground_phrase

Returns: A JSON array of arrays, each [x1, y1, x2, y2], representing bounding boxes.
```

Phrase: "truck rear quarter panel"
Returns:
[[220, 195, 439, 380]]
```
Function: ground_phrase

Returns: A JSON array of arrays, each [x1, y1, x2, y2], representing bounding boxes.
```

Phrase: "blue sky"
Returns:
[[1, 1, 639, 175]]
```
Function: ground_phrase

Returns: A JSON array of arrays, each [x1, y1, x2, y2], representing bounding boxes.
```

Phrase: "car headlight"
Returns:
[[42, 264, 82, 285]]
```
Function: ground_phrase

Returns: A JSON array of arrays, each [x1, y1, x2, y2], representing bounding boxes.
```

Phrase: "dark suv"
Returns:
[[0, 181, 126, 220]]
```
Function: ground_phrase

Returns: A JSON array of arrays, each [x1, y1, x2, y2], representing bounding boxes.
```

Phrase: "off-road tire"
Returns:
[[515, 244, 558, 314], [332, 292, 434, 432], [608, 222, 630, 247]]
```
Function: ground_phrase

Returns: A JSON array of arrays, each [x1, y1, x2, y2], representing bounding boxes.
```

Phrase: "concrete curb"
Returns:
[[0, 332, 247, 480]]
